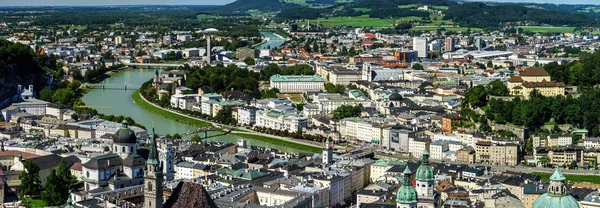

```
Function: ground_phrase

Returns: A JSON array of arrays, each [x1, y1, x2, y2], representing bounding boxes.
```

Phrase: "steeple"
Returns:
[[144, 121, 163, 208], [414, 147, 435, 203], [322, 138, 333, 165], [396, 167, 418, 208]]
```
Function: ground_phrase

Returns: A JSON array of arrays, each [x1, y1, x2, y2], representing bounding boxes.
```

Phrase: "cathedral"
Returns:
[[396, 148, 439, 208], [77, 121, 174, 206], [532, 167, 579, 208]]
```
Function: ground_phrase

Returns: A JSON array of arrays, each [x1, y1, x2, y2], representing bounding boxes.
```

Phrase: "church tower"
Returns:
[[396, 168, 417, 208], [322, 138, 332, 165], [144, 122, 163, 208], [414, 148, 437, 208], [163, 143, 175, 181]]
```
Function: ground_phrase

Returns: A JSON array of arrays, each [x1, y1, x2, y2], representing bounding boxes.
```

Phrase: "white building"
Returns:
[[237, 106, 258, 126], [170, 94, 199, 111], [177, 34, 191, 42], [269, 75, 324, 93], [255, 110, 308, 133], [413, 37, 428, 58]]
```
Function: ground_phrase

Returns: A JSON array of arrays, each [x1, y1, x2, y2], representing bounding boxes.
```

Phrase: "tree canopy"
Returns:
[[19, 160, 42, 197], [333, 105, 362, 119]]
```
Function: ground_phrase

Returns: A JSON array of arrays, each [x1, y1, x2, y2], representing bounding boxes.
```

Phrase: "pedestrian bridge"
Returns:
[[121, 62, 186, 67]]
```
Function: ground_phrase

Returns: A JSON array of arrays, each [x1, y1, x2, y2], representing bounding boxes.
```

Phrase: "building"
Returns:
[[269, 75, 324, 93], [176, 34, 191, 42], [236, 47, 258, 59], [115, 36, 124, 45], [507, 68, 565, 99], [445, 37, 455, 52], [144, 124, 164, 208], [531, 167, 579, 208], [414, 149, 439, 207], [396, 168, 418, 208], [255, 110, 308, 133], [489, 144, 519, 166], [237, 106, 258, 126], [413, 37, 428, 58]]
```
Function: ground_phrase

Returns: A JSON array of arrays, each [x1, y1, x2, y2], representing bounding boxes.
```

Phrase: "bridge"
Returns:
[[84, 82, 140, 90], [121, 62, 186, 68], [178, 125, 237, 140]]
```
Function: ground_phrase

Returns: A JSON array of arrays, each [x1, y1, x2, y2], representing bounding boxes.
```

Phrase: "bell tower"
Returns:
[[144, 122, 163, 208]]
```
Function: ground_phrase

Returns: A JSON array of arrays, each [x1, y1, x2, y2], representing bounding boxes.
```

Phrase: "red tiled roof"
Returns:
[[522, 79, 565, 88], [507, 76, 523, 83], [520, 68, 550, 77]]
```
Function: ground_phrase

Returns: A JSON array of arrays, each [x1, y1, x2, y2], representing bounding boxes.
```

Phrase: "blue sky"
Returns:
[[0, 0, 598, 6]]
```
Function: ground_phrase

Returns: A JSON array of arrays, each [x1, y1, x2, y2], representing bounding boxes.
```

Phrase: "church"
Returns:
[[74, 120, 175, 206], [396, 149, 440, 208]]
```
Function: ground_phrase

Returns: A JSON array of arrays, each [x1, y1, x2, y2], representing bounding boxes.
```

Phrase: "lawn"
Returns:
[[533, 172, 600, 184], [299, 15, 397, 27], [132, 90, 213, 128], [24, 197, 46, 208], [277, 93, 304, 103], [544, 121, 556, 126], [519, 26, 575, 33], [197, 14, 217, 19], [411, 26, 483, 32], [231, 133, 321, 153]]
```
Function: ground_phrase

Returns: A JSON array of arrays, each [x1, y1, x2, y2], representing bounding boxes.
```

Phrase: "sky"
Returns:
[[0, 0, 598, 6]]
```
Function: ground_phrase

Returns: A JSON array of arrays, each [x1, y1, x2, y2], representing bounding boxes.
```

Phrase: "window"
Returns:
[[148, 182, 153, 191], [86, 171, 89, 178], [122, 146, 126, 153]]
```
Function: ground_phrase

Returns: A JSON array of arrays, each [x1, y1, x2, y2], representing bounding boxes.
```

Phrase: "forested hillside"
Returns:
[[444, 3, 597, 29], [0, 39, 48, 102]]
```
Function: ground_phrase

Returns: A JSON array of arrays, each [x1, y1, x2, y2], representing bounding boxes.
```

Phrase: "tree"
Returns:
[[569, 160, 578, 170], [540, 155, 550, 167], [173, 133, 182, 140], [42, 169, 64, 206], [333, 105, 361, 119], [52, 88, 76, 106], [485, 80, 508, 96], [525, 138, 533, 155], [165, 134, 172, 139], [261, 88, 279, 99], [191, 134, 202, 143], [412, 63, 424, 70], [19, 160, 41, 197], [464, 85, 487, 108], [39, 87, 54, 101], [486, 60, 493, 68], [243, 57, 256, 65]]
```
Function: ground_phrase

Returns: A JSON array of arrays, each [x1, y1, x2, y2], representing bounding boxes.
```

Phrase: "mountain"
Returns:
[[215, 0, 301, 13], [444, 2, 598, 29]]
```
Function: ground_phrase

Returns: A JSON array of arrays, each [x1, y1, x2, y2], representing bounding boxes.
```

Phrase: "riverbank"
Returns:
[[132, 90, 321, 153], [132, 90, 213, 128]]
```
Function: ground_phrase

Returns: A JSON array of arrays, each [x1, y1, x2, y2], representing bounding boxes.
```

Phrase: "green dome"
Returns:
[[396, 168, 417, 204], [532, 194, 579, 208], [416, 148, 434, 181], [113, 120, 137, 144], [532, 167, 580, 208]]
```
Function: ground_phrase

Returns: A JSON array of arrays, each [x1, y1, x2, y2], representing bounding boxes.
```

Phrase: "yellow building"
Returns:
[[506, 68, 565, 99]]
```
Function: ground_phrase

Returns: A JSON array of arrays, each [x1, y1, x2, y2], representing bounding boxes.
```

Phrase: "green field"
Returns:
[[231, 133, 321, 153], [24, 198, 46, 208], [353, 8, 372, 13], [399, 16, 422, 21], [132, 90, 213, 128], [197, 14, 218, 19], [519, 26, 575, 33], [411, 26, 483, 32], [430, 5, 449, 10], [533, 172, 600, 184], [59, 25, 87, 30], [299, 15, 398, 27], [397, 4, 417, 9]]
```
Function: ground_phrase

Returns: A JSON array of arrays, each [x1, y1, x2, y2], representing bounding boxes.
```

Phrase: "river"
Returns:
[[80, 33, 298, 152], [258, 32, 286, 50]]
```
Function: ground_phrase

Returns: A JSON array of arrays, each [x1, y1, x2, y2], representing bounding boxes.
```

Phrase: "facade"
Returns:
[[507, 68, 565, 99], [144, 125, 164, 208], [269, 75, 324, 93], [413, 37, 428, 58], [255, 110, 308, 133], [489, 144, 519, 166], [237, 106, 258, 126], [414, 149, 438, 208], [445, 37, 455, 52]]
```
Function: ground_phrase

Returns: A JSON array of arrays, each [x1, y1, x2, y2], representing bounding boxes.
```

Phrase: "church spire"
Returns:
[[147, 121, 159, 170]]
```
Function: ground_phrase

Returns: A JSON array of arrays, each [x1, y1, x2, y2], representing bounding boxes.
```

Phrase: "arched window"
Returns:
[[86, 171, 90, 178], [122, 146, 126, 153]]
